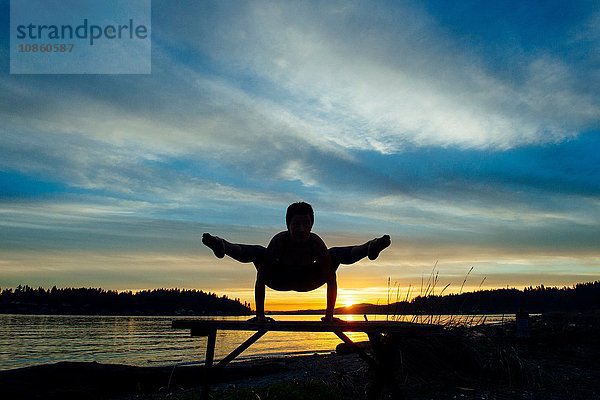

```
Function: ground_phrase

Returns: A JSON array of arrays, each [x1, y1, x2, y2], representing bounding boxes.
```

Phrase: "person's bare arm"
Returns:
[[310, 234, 338, 321], [255, 273, 266, 320], [251, 232, 286, 321]]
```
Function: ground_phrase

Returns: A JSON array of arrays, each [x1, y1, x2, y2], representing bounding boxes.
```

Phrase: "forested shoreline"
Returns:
[[337, 281, 600, 315], [1, 281, 598, 316], [0, 286, 252, 316]]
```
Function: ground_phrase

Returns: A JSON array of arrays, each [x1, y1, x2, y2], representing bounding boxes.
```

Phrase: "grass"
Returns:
[[382, 263, 490, 327], [116, 378, 357, 400], [134, 311, 600, 400], [211, 379, 354, 400]]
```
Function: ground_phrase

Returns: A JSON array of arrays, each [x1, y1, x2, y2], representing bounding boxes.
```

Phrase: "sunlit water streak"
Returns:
[[0, 314, 513, 371]]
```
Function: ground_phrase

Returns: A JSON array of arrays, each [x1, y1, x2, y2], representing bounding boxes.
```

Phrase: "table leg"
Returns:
[[201, 328, 217, 400], [367, 332, 404, 400], [205, 329, 217, 367], [334, 331, 378, 369], [217, 329, 267, 367]]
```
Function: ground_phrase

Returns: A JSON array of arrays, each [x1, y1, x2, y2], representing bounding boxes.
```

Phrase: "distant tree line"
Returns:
[[2, 281, 598, 316], [344, 281, 600, 315], [0, 286, 253, 316]]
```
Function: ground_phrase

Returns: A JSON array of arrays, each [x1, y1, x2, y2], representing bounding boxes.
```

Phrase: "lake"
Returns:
[[0, 313, 513, 371]]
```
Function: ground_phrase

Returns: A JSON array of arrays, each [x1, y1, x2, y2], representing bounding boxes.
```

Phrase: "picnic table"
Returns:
[[172, 318, 444, 398]]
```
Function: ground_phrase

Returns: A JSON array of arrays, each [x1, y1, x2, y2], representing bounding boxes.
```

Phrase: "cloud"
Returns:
[[1, 50, 358, 200], [0, 0, 597, 299], [0, 249, 259, 293], [2, 1, 598, 201], [154, 0, 599, 151]]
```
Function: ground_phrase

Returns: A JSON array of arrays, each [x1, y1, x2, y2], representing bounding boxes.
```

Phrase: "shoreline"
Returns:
[[2, 312, 599, 399], [0, 352, 367, 400]]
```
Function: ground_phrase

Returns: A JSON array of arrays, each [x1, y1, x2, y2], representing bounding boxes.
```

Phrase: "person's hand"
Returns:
[[247, 316, 275, 322]]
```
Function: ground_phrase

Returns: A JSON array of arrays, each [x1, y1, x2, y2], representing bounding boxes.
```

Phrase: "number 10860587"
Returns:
[[18, 43, 74, 52]]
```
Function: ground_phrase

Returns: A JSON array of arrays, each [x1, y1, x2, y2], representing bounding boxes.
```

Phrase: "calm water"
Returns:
[[0, 314, 512, 371]]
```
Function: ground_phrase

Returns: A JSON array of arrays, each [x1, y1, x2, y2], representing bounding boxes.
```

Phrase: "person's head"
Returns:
[[286, 202, 314, 241]]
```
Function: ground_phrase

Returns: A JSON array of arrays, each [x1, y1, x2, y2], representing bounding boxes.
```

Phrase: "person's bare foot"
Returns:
[[321, 316, 343, 323], [202, 233, 225, 258], [368, 234, 391, 260]]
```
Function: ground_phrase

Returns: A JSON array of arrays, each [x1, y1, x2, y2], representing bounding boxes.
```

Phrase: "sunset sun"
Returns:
[[342, 298, 357, 308]]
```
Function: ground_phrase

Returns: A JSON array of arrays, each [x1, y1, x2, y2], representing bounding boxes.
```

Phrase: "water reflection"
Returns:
[[0, 314, 513, 370]]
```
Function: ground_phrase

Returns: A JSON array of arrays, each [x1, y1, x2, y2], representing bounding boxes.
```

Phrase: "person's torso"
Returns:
[[277, 232, 318, 270]]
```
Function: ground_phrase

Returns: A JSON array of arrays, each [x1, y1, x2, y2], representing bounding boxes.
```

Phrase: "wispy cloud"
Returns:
[[154, 1, 598, 150]]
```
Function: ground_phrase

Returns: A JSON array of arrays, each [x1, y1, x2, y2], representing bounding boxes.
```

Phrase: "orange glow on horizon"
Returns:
[[222, 274, 598, 312], [4, 249, 594, 313]]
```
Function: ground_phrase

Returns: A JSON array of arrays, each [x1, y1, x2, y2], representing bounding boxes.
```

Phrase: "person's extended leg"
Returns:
[[328, 234, 391, 266], [202, 233, 267, 263], [203, 233, 273, 321], [320, 235, 390, 323]]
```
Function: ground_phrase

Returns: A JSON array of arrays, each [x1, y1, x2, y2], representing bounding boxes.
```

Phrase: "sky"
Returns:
[[0, 0, 598, 311]]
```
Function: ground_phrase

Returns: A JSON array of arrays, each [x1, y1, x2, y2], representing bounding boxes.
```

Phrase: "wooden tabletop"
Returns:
[[172, 319, 444, 335]]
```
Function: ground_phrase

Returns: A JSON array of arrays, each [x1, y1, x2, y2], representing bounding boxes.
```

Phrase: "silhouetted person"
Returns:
[[202, 202, 391, 322]]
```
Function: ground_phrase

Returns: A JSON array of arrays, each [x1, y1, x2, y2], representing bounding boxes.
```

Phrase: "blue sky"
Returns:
[[1, 1, 598, 310]]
